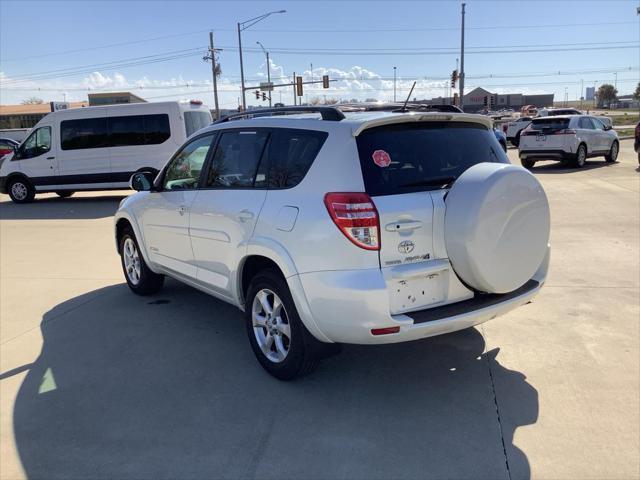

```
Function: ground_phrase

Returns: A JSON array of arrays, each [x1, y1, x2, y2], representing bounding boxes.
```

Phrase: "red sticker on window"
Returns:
[[372, 149, 391, 167]]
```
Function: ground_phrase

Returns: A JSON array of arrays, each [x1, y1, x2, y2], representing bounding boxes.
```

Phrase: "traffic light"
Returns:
[[483, 96, 488, 107], [255, 90, 260, 100], [322, 75, 329, 89], [296, 76, 303, 96], [262, 92, 267, 101], [450, 69, 458, 88]]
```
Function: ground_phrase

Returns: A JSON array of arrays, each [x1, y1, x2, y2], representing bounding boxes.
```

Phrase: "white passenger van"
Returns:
[[0, 100, 211, 203]]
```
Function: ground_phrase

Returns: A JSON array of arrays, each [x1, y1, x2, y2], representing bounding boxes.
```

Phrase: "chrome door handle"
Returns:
[[178, 205, 188, 216], [237, 209, 255, 222], [385, 220, 423, 232], [46, 156, 55, 160]]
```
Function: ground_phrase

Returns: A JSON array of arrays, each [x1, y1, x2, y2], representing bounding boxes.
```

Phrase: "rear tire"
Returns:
[[119, 227, 164, 295], [55, 191, 75, 198], [521, 158, 535, 169], [245, 269, 325, 380], [605, 141, 618, 163], [7, 177, 35, 204], [574, 144, 587, 168]]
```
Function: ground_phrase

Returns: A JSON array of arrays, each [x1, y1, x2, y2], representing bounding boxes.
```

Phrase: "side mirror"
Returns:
[[129, 172, 154, 192], [603, 124, 612, 131]]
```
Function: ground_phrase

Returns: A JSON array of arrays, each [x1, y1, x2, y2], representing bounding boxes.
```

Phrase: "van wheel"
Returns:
[[605, 141, 618, 163], [574, 144, 587, 168], [8, 178, 35, 203], [55, 191, 75, 198], [521, 158, 535, 169], [119, 227, 164, 295], [245, 270, 323, 380]]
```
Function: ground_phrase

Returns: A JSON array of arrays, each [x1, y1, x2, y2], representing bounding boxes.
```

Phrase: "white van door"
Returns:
[[58, 109, 111, 187], [12, 125, 58, 185]]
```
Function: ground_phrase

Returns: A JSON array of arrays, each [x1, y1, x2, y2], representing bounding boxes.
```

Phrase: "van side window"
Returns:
[[109, 114, 170, 146], [61, 118, 108, 150], [163, 134, 215, 191], [263, 129, 328, 189], [204, 130, 269, 188], [17, 126, 51, 159]]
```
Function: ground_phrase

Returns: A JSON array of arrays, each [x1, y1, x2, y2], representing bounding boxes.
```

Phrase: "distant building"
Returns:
[[585, 86, 595, 101], [423, 87, 554, 112], [0, 101, 88, 129], [87, 91, 146, 106]]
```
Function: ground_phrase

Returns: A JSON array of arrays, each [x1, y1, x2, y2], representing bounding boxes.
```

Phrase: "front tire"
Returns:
[[55, 191, 75, 198], [574, 144, 587, 168], [605, 141, 618, 163], [245, 269, 321, 380], [521, 158, 535, 169], [119, 227, 164, 295], [7, 177, 35, 203]]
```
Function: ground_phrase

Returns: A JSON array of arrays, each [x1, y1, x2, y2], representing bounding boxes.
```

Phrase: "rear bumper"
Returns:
[[519, 149, 573, 161], [291, 247, 550, 345]]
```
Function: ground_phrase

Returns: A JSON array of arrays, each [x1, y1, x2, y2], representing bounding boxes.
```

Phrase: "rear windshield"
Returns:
[[530, 118, 570, 131], [184, 110, 212, 137], [356, 122, 508, 196]]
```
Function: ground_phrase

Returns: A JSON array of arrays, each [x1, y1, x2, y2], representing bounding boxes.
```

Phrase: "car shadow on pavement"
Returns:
[[531, 160, 617, 174], [0, 195, 126, 220], [11, 280, 538, 480]]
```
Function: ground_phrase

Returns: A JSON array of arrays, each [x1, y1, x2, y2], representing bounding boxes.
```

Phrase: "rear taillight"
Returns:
[[324, 192, 380, 251]]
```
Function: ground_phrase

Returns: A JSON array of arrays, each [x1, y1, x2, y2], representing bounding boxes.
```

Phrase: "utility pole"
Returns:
[[292, 71, 296, 106], [459, 2, 466, 111], [208, 31, 221, 119], [237, 23, 246, 110], [393, 66, 397, 102], [614, 72, 618, 90], [580, 78, 584, 110]]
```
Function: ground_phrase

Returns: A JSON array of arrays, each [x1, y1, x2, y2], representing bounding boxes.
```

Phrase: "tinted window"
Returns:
[[18, 127, 51, 159], [108, 114, 170, 146], [264, 129, 327, 189], [163, 134, 214, 190], [204, 130, 268, 188], [530, 118, 570, 131], [578, 118, 595, 129], [61, 117, 108, 150], [591, 117, 605, 129], [109, 115, 145, 146], [356, 122, 508, 197], [184, 111, 212, 137]]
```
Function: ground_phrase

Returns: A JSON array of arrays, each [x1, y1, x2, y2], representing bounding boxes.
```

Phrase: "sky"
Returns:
[[0, 0, 639, 109]]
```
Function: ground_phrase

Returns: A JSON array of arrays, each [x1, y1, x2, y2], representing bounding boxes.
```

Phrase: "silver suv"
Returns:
[[115, 107, 551, 380]]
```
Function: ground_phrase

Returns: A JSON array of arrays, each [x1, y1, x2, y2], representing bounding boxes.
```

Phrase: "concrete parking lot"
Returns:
[[1, 140, 638, 480]]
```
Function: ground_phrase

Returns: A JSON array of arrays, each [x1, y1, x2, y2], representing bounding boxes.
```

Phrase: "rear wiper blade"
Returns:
[[398, 176, 456, 189]]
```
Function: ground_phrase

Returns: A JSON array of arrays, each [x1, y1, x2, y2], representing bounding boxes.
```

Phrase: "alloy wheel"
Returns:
[[123, 238, 142, 285], [252, 289, 291, 363], [10, 182, 28, 201]]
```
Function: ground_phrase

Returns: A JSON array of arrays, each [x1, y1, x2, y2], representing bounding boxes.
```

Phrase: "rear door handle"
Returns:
[[237, 209, 255, 222], [385, 220, 423, 232]]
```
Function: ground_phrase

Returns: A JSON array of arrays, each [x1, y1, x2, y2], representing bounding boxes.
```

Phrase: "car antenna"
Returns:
[[400, 81, 417, 112]]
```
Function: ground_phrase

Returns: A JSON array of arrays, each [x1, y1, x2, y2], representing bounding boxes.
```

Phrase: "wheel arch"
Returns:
[[114, 212, 154, 269]]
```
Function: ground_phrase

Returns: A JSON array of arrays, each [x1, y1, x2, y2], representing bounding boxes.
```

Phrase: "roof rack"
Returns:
[[339, 102, 463, 114], [214, 106, 345, 124]]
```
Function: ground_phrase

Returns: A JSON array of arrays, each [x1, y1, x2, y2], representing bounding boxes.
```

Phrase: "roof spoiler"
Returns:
[[214, 106, 345, 124]]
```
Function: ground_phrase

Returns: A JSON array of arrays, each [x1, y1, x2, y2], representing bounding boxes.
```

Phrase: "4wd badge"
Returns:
[[398, 240, 415, 254]]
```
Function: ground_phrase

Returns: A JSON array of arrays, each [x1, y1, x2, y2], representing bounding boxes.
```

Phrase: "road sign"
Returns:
[[259, 82, 274, 92], [296, 76, 303, 97]]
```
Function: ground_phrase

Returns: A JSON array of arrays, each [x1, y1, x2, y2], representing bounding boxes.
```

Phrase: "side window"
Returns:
[[162, 134, 214, 191], [61, 117, 108, 150], [204, 130, 268, 188], [144, 114, 171, 144], [590, 118, 604, 130], [18, 127, 51, 159], [109, 115, 145, 146], [264, 129, 328, 189]]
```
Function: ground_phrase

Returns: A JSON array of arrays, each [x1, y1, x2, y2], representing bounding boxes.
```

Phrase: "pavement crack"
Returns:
[[482, 326, 512, 480]]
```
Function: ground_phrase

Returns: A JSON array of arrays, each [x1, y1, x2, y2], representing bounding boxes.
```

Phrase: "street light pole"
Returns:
[[393, 66, 397, 102], [257, 41, 272, 107], [459, 2, 466, 111], [237, 10, 286, 110]]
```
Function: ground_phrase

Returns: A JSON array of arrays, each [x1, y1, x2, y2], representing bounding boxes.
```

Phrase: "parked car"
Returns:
[[538, 108, 582, 117], [519, 115, 619, 169], [494, 128, 507, 152], [114, 106, 551, 380], [0, 138, 18, 160], [0, 100, 211, 203], [503, 116, 533, 147]]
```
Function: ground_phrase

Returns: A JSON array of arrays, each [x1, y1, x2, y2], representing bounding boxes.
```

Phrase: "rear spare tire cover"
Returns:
[[444, 163, 550, 294]]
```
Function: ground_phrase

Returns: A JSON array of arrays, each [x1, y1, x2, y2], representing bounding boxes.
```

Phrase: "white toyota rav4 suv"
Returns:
[[114, 107, 551, 380]]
